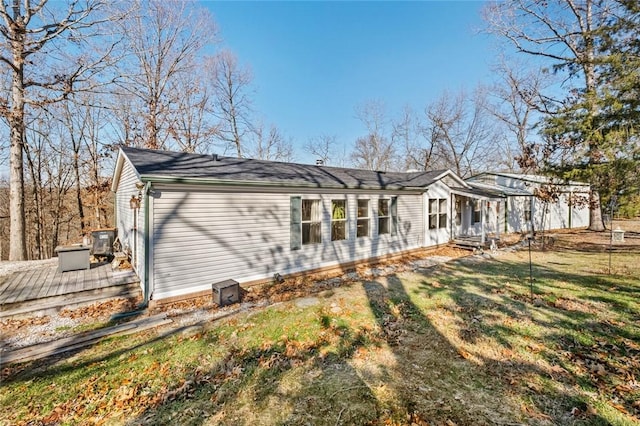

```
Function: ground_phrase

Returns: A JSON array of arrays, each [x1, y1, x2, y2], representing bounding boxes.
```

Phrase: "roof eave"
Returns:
[[140, 175, 424, 192]]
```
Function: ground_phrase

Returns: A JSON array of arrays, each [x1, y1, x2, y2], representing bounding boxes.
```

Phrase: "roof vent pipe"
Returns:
[[315, 159, 324, 166], [212, 153, 219, 162]]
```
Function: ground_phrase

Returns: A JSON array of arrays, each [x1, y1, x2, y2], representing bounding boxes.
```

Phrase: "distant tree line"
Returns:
[[1, 0, 639, 260]]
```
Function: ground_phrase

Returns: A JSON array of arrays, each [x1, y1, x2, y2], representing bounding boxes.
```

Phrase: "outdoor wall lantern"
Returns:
[[129, 181, 145, 210], [129, 194, 140, 210]]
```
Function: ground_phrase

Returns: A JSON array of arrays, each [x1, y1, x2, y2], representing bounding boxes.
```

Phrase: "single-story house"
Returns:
[[465, 172, 591, 233], [112, 146, 493, 304], [111, 147, 590, 304]]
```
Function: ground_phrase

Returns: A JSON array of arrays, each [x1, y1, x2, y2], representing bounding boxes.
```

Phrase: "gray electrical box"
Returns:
[[55, 245, 91, 272], [212, 279, 240, 306], [91, 229, 117, 259]]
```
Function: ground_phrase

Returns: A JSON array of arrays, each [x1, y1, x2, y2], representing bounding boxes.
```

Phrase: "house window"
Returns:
[[302, 199, 322, 245], [331, 200, 347, 241], [524, 199, 532, 222], [357, 199, 369, 238], [439, 198, 447, 229], [473, 200, 482, 224], [429, 199, 438, 230], [455, 198, 462, 226], [429, 198, 448, 229], [378, 199, 390, 235]]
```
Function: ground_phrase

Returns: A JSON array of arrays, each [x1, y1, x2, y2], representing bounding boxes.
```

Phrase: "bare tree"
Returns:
[[209, 50, 254, 157], [168, 71, 218, 153], [426, 89, 496, 178], [0, 0, 112, 260], [485, 58, 554, 172], [483, 0, 613, 230], [248, 123, 295, 162], [350, 100, 396, 171], [115, 0, 217, 150], [304, 134, 336, 165], [392, 106, 434, 171]]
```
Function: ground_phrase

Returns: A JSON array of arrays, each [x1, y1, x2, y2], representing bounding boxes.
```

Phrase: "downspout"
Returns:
[[480, 200, 486, 245], [142, 180, 151, 307], [111, 181, 151, 320]]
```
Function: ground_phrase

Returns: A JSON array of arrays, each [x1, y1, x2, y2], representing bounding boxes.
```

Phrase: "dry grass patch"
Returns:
[[1, 245, 639, 425]]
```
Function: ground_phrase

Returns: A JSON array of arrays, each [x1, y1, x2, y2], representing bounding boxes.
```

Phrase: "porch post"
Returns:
[[496, 200, 500, 239], [451, 194, 455, 239], [481, 200, 486, 245]]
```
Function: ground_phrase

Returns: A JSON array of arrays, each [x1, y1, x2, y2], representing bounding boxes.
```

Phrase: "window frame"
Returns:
[[331, 199, 347, 241], [473, 200, 482, 224], [301, 199, 322, 245], [428, 198, 438, 230], [428, 197, 448, 229], [524, 199, 532, 222], [378, 199, 390, 235], [438, 198, 447, 229], [356, 199, 370, 238]]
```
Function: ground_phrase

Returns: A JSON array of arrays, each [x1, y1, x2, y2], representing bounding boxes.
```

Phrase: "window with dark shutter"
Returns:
[[390, 196, 398, 236], [290, 196, 302, 250]]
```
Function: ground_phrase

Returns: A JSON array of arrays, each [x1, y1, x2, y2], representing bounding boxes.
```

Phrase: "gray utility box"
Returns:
[[212, 279, 240, 306], [55, 245, 91, 272], [92, 228, 117, 258]]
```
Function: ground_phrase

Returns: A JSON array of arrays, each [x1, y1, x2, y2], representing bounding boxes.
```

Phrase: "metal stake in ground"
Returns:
[[528, 235, 533, 301], [608, 195, 617, 275]]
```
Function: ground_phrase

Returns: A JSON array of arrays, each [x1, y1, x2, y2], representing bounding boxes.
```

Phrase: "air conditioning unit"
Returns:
[[212, 279, 240, 306]]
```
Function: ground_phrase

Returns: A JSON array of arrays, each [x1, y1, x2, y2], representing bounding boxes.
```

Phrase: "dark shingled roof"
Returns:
[[121, 146, 449, 190]]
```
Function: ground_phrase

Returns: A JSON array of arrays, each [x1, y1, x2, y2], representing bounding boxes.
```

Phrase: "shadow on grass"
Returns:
[[403, 254, 640, 423], [3, 248, 638, 424]]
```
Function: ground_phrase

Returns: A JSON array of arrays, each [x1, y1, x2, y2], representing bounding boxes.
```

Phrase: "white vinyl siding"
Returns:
[[150, 188, 423, 300], [114, 159, 146, 287]]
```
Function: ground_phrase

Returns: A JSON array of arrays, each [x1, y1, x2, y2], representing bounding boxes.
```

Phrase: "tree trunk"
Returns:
[[589, 190, 604, 231], [583, 0, 605, 232], [9, 41, 27, 261], [73, 151, 86, 235]]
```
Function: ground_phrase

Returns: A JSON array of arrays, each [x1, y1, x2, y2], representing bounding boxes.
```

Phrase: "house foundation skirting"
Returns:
[[148, 244, 452, 308]]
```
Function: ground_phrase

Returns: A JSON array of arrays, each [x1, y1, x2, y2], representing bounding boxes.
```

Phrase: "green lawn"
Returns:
[[1, 248, 639, 425]]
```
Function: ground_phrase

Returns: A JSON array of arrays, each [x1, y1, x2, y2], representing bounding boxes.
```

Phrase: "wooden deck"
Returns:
[[0, 262, 141, 319]]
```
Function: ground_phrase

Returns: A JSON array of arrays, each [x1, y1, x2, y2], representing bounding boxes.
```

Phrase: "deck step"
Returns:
[[0, 282, 142, 320]]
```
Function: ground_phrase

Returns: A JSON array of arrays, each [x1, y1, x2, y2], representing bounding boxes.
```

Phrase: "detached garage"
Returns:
[[111, 147, 463, 304]]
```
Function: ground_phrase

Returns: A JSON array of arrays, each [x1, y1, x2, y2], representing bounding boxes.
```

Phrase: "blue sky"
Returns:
[[204, 1, 494, 164]]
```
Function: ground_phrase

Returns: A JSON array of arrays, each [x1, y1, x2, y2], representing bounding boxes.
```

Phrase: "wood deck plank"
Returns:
[[0, 274, 17, 297], [75, 268, 86, 293], [33, 268, 54, 299], [53, 270, 66, 297], [45, 270, 63, 297], [56, 271, 78, 296], [4, 271, 33, 304], [23, 268, 48, 301], [99, 264, 110, 289], [0, 273, 24, 304], [2, 272, 27, 303], [38, 267, 57, 298], [91, 265, 105, 290], [85, 266, 98, 291], [20, 269, 42, 301]]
